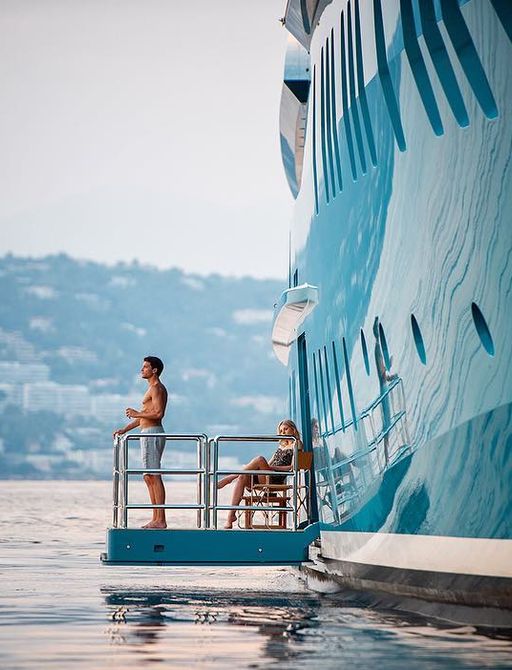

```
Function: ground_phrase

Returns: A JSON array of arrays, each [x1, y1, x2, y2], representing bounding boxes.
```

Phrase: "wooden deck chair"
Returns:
[[239, 451, 313, 529]]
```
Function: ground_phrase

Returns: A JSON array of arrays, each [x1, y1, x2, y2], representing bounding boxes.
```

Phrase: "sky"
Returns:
[[0, 0, 294, 279]]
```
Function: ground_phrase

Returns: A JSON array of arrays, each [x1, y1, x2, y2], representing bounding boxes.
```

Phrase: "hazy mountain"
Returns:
[[0, 254, 288, 478]]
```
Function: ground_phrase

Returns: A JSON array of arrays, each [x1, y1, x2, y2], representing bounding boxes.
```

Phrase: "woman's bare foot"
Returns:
[[223, 513, 236, 529], [141, 521, 154, 528]]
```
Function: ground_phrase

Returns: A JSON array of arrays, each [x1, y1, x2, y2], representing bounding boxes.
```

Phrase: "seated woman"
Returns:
[[217, 419, 303, 529]]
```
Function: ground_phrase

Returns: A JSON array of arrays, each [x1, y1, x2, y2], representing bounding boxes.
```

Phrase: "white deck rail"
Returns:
[[112, 434, 307, 530]]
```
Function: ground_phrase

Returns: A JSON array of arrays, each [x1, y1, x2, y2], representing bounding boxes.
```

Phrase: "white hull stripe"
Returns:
[[321, 531, 512, 578]]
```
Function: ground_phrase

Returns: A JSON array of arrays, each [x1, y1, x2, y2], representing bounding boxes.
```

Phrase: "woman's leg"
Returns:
[[224, 474, 250, 528], [217, 474, 239, 489], [224, 456, 272, 528], [219, 455, 271, 490]]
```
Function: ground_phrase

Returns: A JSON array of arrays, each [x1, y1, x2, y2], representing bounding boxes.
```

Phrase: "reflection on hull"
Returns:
[[322, 402, 512, 539], [306, 402, 512, 624], [280, 0, 512, 615], [314, 376, 410, 526]]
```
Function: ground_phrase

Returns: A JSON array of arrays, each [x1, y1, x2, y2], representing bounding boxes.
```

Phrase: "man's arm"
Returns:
[[125, 385, 167, 421], [113, 419, 140, 438]]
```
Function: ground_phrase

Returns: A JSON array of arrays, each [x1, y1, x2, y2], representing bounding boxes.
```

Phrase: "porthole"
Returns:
[[378, 322, 391, 370], [360, 328, 370, 375], [410, 314, 427, 365], [471, 302, 495, 356]]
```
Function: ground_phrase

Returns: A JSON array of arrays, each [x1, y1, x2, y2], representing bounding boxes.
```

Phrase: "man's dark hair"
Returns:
[[144, 356, 164, 376]]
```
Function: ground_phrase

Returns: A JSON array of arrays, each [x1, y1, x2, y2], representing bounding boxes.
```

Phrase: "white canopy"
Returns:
[[271, 283, 319, 365]]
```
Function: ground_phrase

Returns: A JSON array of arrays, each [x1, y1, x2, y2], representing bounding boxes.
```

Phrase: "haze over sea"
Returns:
[[1, 481, 511, 669]]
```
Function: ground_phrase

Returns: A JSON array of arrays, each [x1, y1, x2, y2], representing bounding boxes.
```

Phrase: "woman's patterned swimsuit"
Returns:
[[268, 447, 293, 484]]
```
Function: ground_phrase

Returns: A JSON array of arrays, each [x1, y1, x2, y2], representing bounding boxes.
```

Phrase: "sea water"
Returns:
[[0, 481, 511, 669]]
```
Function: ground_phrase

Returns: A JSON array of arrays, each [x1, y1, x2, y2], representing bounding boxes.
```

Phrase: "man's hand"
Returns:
[[112, 428, 126, 439], [126, 407, 139, 419]]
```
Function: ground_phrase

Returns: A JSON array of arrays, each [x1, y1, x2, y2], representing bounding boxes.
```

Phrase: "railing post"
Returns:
[[383, 428, 390, 465], [400, 381, 411, 445], [212, 437, 219, 529], [122, 437, 129, 529], [292, 440, 299, 531], [204, 438, 211, 529], [112, 436, 120, 528], [196, 436, 202, 529], [307, 459, 312, 523]]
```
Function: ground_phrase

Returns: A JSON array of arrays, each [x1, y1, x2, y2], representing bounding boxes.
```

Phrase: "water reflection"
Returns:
[[101, 587, 512, 668], [102, 588, 319, 665], [227, 604, 317, 663]]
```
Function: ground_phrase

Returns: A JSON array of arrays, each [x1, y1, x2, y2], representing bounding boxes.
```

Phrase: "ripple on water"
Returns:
[[1, 481, 512, 669]]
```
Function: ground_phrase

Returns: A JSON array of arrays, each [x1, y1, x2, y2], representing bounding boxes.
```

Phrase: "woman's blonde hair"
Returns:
[[277, 419, 303, 450]]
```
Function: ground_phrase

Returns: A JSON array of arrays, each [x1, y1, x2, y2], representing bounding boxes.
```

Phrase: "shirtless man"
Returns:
[[113, 356, 168, 528]]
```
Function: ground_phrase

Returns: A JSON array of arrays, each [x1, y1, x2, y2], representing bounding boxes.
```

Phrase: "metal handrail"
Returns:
[[115, 433, 207, 528], [125, 503, 206, 510], [113, 435, 120, 527], [125, 469, 204, 475], [214, 469, 298, 476], [317, 377, 403, 439], [214, 504, 295, 513], [210, 435, 300, 530], [321, 409, 407, 474], [112, 432, 309, 531]]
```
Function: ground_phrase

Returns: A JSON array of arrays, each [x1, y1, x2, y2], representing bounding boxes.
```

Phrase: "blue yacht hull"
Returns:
[[279, 0, 512, 617]]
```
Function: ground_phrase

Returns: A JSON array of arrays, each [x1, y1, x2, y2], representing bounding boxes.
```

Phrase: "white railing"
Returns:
[[112, 433, 308, 531]]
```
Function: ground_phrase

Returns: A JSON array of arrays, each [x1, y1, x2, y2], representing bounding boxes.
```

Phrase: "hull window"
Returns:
[[342, 336, 358, 429], [471, 303, 495, 357], [360, 328, 371, 375], [324, 35, 337, 197], [312, 66, 320, 215], [322, 345, 336, 432], [353, 0, 377, 165], [320, 47, 331, 203], [418, 0, 469, 127], [440, 0, 498, 119], [340, 10, 358, 180], [317, 348, 332, 433], [490, 0, 512, 44], [347, 1, 368, 174], [329, 29, 344, 192], [312, 351, 325, 434], [372, 0, 406, 151], [400, 0, 444, 136], [378, 322, 391, 370], [331, 340, 346, 431], [410, 314, 427, 365]]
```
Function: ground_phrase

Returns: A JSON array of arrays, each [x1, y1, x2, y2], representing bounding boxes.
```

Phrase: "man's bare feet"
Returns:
[[142, 521, 167, 529], [141, 521, 154, 528]]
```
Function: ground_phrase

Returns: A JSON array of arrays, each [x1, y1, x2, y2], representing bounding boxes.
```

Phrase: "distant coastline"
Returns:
[[0, 254, 286, 479]]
